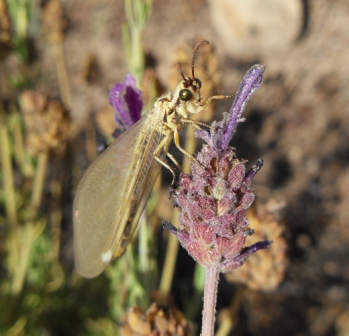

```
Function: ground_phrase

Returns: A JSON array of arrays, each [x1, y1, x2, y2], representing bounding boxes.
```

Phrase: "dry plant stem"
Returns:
[[138, 211, 150, 274], [202, 265, 220, 336], [158, 127, 196, 303], [0, 98, 21, 295], [0, 83, 38, 296], [10, 148, 48, 294], [141, 171, 162, 271], [4, 316, 27, 335], [12, 111, 33, 177], [216, 315, 232, 336], [50, 181, 62, 261], [10, 219, 45, 295], [216, 285, 245, 336], [0, 75, 17, 225], [182, 125, 196, 174], [0, 107, 17, 227], [1, 108, 18, 292], [51, 209, 62, 261], [31, 151, 48, 211], [86, 118, 97, 163], [10, 223, 35, 294], [158, 213, 179, 304], [54, 42, 72, 107]]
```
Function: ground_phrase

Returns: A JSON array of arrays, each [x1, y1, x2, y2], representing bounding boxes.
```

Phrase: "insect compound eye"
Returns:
[[194, 78, 202, 88], [179, 89, 193, 101]]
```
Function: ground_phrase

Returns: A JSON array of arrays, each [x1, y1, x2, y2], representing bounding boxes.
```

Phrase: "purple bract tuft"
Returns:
[[220, 64, 265, 151], [109, 74, 143, 131]]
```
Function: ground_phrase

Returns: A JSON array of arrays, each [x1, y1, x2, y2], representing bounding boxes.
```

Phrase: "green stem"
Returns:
[[131, 28, 144, 86], [123, 0, 153, 87], [31, 151, 48, 212], [0, 101, 17, 227], [10, 222, 34, 295], [11, 111, 33, 177]]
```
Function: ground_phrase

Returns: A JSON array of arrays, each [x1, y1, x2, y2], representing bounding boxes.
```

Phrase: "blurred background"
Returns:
[[1, 0, 349, 335]]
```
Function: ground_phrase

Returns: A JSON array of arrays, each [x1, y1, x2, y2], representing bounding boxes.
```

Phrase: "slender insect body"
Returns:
[[73, 40, 234, 278]]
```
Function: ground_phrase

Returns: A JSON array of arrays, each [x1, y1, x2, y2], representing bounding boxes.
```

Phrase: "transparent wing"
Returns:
[[73, 107, 165, 278]]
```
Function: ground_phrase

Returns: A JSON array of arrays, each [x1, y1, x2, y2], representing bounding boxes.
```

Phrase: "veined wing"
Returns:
[[73, 107, 165, 278]]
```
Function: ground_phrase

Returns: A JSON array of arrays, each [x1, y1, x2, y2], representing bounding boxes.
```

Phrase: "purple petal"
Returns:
[[244, 158, 264, 185], [195, 129, 212, 145], [163, 220, 191, 247], [124, 85, 142, 124], [124, 74, 142, 123], [109, 82, 133, 129], [248, 240, 273, 252], [109, 74, 143, 131], [124, 74, 136, 87], [219, 240, 272, 272], [220, 65, 265, 151], [162, 220, 178, 233]]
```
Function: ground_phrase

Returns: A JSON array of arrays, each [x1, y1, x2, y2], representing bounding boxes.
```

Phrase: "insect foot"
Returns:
[[169, 181, 179, 199]]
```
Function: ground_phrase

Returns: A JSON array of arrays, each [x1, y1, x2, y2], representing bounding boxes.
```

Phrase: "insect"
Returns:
[[73, 40, 234, 278]]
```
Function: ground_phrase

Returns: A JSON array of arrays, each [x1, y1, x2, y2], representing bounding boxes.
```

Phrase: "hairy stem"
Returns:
[[202, 265, 220, 336]]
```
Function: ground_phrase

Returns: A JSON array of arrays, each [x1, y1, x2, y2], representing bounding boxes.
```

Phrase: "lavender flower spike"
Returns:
[[165, 64, 270, 336], [109, 74, 143, 131], [165, 65, 271, 274], [220, 65, 265, 151]]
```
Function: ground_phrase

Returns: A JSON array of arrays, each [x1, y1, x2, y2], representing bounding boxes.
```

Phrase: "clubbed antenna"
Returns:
[[191, 40, 209, 79]]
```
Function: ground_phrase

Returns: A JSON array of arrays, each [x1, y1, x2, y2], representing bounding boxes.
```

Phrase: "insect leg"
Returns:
[[156, 131, 181, 169], [154, 156, 177, 185], [181, 118, 213, 130], [201, 93, 235, 107], [193, 93, 236, 115], [166, 152, 181, 169], [173, 131, 206, 170], [162, 135, 182, 170], [154, 133, 178, 185], [173, 131, 194, 159]]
